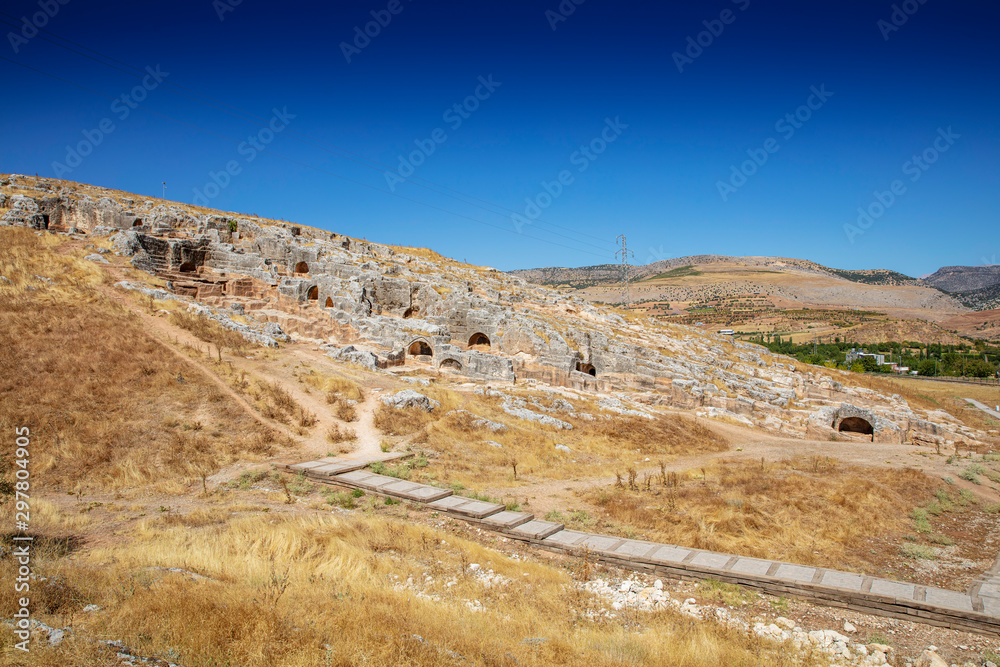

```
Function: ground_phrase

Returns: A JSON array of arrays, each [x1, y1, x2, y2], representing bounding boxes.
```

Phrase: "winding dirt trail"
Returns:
[[347, 391, 384, 458], [91, 260, 389, 481]]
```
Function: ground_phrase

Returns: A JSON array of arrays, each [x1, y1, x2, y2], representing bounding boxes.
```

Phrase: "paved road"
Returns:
[[965, 398, 1000, 421]]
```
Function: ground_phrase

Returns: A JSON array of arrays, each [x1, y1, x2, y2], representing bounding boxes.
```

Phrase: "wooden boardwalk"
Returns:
[[280, 458, 1000, 637]]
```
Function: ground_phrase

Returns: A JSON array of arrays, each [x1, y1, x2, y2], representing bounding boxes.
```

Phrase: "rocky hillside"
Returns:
[[953, 283, 1000, 311], [922, 265, 1000, 310], [0, 173, 990, 450], [923, 265, 1000, 293]]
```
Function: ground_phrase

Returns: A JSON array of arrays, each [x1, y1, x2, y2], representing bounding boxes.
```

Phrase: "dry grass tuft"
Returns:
[[326, 423, 357, 444], [0, 229, 285, 490], [373, 404, 437, 436], [303, 371, 364, 402]]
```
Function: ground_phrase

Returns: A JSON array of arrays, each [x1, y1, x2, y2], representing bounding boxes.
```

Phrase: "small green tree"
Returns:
[[965, 358, 997, 378], [858, 356, 879, 373]]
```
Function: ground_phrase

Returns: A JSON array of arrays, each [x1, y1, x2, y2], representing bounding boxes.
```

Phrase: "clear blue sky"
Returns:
[[1, 0, 997, 275]]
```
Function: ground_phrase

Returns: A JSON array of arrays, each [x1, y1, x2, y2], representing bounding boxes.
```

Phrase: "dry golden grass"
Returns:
[[333, 399, 357, 422], [0, 229, 285, 490], [303, 371, 364, 402], [170, 309, 248, 353], [846, 373, 940, 412], [317, 379, 362, 422], [583, 457, 943, 576], [0, 507, 815, 666], [405, 389, 728, 488], [220, 364, 313, 429], [373, 403, 437, 436], [326, 423, 357, 444], [893, 377, 1000, 434]]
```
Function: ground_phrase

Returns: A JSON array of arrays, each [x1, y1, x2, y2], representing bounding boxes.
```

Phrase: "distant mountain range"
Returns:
[[921, 265, 1000, 293], [511, 255, 923, 289], [511, 256, 1000, 312]]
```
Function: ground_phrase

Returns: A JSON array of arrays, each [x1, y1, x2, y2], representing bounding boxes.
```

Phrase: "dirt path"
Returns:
[[96, 280, 293, 438], [348, 391, 384, 458], [98, 260, 397, 467]]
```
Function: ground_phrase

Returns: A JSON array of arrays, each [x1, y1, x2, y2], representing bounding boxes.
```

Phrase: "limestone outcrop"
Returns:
[[3, 174, 990, 449]]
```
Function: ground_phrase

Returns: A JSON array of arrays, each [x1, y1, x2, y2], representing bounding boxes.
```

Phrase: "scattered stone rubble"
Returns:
[[381, 389, 439, 412]]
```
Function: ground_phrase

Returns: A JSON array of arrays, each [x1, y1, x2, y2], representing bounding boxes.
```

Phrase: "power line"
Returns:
[[0, 12, 613, 250], [0, 54, 614, 261], [616, 234, 633, 306]]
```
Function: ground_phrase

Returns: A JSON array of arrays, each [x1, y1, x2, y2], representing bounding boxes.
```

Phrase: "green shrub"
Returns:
[[901, 543, 936, 560], [911, 507, 932, 533], [325, 490, 355, 509], [959, 468, 981, 485], [933, 489, 955, 511]]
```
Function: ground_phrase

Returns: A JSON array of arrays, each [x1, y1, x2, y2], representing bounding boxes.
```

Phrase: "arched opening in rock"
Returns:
[[133, 219, 143, 227], [41, 214, 50, 229], [294, 261, 309, 274], [306, 285, 319, 301], [576, 362, 596, 377], [440, 358, 462, 372], [838, 417, 874, 436], [408, 340, 433, 357], [468, 332, 491, 349], [179, 261, 196, 273], [325, 297, 334, 308]]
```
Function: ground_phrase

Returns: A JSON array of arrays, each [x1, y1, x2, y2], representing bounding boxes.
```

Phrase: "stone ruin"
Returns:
[[1, 174, 992, 450]]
